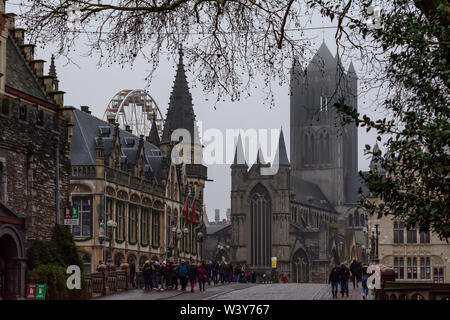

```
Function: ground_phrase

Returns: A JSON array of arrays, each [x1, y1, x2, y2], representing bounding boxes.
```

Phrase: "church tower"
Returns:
[[290, 42, 358, 206]]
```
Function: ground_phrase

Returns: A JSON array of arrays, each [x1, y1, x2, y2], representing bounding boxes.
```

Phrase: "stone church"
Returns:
[[228, 42, 368, 283]]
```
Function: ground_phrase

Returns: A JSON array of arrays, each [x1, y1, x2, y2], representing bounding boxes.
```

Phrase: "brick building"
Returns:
[[0, 1, 69, 299]]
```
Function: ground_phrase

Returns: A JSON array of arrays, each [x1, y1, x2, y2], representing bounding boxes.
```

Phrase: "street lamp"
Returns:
[[107, 220, 117, 264]]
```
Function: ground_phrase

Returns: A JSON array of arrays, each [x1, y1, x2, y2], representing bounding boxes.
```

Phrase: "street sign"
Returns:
[[26, 284, 36, 300], [64, 205, 79, 226], [271, 257, 277, 268], [35, 284, 46, 300]]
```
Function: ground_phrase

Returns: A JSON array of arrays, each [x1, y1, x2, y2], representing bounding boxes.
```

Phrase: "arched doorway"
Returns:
[[0, 227, 24, 299], [292, 249, 309, 283]]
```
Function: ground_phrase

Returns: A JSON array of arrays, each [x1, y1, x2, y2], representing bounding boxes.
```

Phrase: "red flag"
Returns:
[[183, 198, 189, 221], [190, 200, 196, 223]]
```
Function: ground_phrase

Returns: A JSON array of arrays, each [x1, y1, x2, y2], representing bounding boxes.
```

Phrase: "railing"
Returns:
[[105, 167, 164, 196], [84, 268, 130, 298], [71, 165, 97, 178], [186, 164, 207, 179]]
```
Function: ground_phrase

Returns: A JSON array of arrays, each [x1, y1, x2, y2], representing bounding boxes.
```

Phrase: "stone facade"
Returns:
[[228, 43, 366, 283], [0, 0, 70, 299]]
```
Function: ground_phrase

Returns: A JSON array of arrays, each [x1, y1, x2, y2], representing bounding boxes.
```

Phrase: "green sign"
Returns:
[[35, 284, 46, 300], [71, 206, 79, 219]]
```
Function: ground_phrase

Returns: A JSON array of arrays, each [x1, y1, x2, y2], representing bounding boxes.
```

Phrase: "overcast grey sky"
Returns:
[[9, 2, 381, 221]]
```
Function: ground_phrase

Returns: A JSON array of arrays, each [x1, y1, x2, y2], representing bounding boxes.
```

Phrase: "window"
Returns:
[[141, 207, 149, 245], [421, 258, 425, 279], [71, 197, 92, 237], [36, 109, 44, 126], [192, 224, 197, 255], [116, 201, 125, 241], [129, 204, 137, 243], [412, 257, 418, 279], [420, 231, 430, 243], [106, 198, 113, 224], [0, 160, 5, 202], [407, 228, 417, 243], [152, 210, 160, 247], [1, 98, 9, 115], [439, 268, 444, 283], [348, 214, 353, 227], [19, 104, 27, 121], [394, 222, 404, 244], [426, 258, 431, 279], [407, 258, 412, 279], [434, 268, 444, 283], [250, 183, 271, 266]]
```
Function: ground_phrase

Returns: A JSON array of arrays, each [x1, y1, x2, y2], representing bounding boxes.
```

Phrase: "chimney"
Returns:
[[107, 118, 116, 125], [226, 208, 231, 222], [125, 125, 132, 133], [5, 13, 16, 31], [215, 209, 220, 224], [80, 106, 91, 114]]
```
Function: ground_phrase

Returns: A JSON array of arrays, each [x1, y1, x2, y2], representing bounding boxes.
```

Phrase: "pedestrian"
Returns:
[[212, 260, 219, 285], [205, 260, 212, 285], [328, 266, 340, 298], [177, 259, 188, 291], [361, 264, 369, 300], [280, 274, 289, 283], [129, 259, 136, 288], [251, 270, 257, 283], [235, 264, 241, 283], [339, 263, 350, 297], [219, 262, 226, 284], [142, 260, 152, 291], [197, 262, 207, 292], [350, 258, 360, 288], [187, 260, 198, 293]]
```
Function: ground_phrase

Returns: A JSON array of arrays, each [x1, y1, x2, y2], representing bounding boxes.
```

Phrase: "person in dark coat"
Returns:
[[328, 266, 340, 298], [339, 263, 350, 297], [176, 260, 188, 291], [142, 260, 152, 291], [129, 260, 136, 288], [187, 261, 198, 293], [204, 260, 212, 285], [219, 262, 226, 284], [212, 260, 219, 285], [197, 262, 207, 291], [251, 270, 257, 283], [350, 258, 361, 288]]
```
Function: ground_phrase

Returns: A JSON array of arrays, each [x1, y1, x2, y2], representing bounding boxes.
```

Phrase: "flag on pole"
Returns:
[[190, 199, 196, 223], [183, 198, 189, 221]]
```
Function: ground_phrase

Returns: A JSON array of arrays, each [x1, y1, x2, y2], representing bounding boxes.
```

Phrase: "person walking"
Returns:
[[205, 260, 212, 285], [361, 264, 369, 300], [219, 262, 226, 284], [212, 260, 219, 285], [339, 263, 350, 297], [187, 261, 198, 293], [176, 259, 188, 291], [350, 258, 360, 288], [328, 266, 340, 298], [280, 274, 289, 283], [142, 260, 152, 291], [129, 259, 136, 288], [197, 262, 207, 292]]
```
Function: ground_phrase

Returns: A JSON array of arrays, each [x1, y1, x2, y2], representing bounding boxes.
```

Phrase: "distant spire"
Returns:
[[369, 142, 383, 172], [161, 45, 196, 144], [348, 61, 358, 79], [308, 42, 336, 71], [49, 54, 57, 78], [232, 134, 247, 167], [273, 128, 290, 166], [148, 113, 161, 145], [256, 147, 266, 165]]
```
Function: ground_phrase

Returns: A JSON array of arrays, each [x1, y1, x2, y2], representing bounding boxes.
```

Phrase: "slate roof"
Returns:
[[71, 108, 163, 181], [290, 176, 335, 211], [5, 36, 50, 102], [307, 41, 336, 72]]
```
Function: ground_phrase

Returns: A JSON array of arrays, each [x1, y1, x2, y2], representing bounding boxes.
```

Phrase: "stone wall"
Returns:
[[0, 97, 70, 249]]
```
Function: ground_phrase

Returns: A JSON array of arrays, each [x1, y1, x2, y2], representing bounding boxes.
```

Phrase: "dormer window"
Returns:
[[99, 126, 111, 137], [124, 137, 135, 147]]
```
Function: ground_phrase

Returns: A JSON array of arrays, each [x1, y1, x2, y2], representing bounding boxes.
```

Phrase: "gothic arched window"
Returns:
[[325, 133, 331, 163], [354, 212, 359, 226], [250, 183, 272, 267], [304, 134, 309, 165], [310, 134, 315, 164], [348, 214, 353, 227], [319, 132, 324, 164]]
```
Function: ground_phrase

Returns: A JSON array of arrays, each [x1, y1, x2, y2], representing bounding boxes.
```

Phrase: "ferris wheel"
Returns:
[[103, 89, 164, 137]]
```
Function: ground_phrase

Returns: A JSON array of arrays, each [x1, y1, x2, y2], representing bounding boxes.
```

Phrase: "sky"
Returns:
[[8, 2, 381, 222]]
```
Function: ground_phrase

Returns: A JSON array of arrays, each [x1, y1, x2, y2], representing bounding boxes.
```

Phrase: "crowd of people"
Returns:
[[132, 259, 258, 293], [328, 258, 370, 299]]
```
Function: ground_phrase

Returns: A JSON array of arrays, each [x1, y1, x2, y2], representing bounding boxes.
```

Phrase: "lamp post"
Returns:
[[107, 220, 117, 264], [197, 229, 204, 261]]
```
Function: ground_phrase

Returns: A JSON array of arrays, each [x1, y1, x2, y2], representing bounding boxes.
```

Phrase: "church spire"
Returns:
[[273, 127, 290, 166], [161, 46, 196, 144], [232, 134, 247, 168], [49, 54, 57, 78], [148, 113, 161, 145]]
